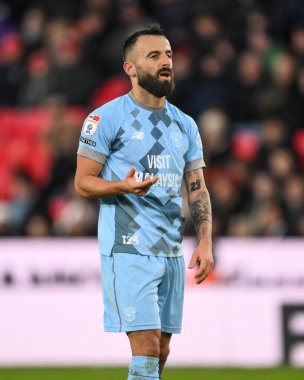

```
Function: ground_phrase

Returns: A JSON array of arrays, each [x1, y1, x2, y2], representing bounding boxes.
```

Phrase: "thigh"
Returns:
[[158, 256, 185, 334], [102, 253, 165, 332]]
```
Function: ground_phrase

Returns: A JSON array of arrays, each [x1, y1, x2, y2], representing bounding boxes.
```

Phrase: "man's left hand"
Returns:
[[188, 240, 214, 284]]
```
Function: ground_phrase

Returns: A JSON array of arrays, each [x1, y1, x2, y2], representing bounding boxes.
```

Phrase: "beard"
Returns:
[[136, 67, 175, 98]]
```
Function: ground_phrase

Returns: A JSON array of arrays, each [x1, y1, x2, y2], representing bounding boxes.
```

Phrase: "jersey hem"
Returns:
[[101, 248, 183, 258]]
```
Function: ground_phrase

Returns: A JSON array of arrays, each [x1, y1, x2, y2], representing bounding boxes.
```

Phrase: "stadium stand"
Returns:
[[0, 0, 303, 237]]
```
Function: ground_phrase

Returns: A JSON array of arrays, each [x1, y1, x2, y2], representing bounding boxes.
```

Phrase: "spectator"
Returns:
[[0, 33, 26, 105]]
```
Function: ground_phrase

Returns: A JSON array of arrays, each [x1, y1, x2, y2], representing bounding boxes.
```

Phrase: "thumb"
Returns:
[[126, 167, 136, 178], [188, 253, 197, 269]]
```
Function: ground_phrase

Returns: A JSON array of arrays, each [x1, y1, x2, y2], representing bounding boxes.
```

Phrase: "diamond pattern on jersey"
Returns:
[[134, 109, 185, 255], [150, 237, 171, 256], [148, 109, 172, 127], [111, 171, 140, 254], [142, 192, 181, 225], [151, 126, 163, 140], [131, 108, 140, 118], [131, 119, 142, 131], [111, 127, 125, 152], [138, 110, 174, 176], [172, 245, 180, 255], [131, 108, 141, 131], [177, 217, 185, 238], [135, 193, 182, 255]]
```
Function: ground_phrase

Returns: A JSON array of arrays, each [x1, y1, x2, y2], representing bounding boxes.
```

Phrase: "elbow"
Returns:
[[74, 180, 89, 198]]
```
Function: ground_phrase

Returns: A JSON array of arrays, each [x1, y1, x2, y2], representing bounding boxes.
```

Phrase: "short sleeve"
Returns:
[[184, 117, 206, 172], [77, 111, 113, 164]]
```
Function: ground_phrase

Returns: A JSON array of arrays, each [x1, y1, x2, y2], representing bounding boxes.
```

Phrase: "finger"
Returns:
[[195, 258, 210, 279], [135, 176, 158, 189], [188, 254, 198, 269], [127, 167, 136, 178], [196, 272, 209, 284], [137, 186, 154, 196], [196, 264, 213, 284], [151, 175, 159, 184], [194, 263, 207, 279], [142, 175, 159, 186], [135, 184, 153, 195], [137, 190, 149, 196]]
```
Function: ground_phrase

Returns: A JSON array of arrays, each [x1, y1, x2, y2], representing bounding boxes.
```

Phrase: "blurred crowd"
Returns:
[[0, 0, 304, 237]]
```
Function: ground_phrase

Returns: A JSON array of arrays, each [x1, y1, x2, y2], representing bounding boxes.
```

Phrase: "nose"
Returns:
[[161, 54, 172, 67]]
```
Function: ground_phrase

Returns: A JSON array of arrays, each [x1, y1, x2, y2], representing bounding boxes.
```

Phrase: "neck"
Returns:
[[131, 87, 166, 109]]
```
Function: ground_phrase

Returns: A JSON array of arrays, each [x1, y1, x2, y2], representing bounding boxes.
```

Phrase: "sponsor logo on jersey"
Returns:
[[132, 131, 144, 140], [80, 136, 96, 147], [122, 233, 139, 245], [88, 114, 100, 122], [136, 172, 179, 188], [147, 154, 170, 169], [136, 154, 179, 188]]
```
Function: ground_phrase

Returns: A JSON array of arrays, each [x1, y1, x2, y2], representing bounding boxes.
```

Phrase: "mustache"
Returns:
[[157, 68, 173, 75]]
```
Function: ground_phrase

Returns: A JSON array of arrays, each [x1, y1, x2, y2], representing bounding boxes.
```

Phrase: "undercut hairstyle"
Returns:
[[123, 24, 166, 61]]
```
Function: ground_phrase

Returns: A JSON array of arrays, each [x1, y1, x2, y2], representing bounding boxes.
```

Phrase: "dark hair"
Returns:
[[123, 24, 166, 61]]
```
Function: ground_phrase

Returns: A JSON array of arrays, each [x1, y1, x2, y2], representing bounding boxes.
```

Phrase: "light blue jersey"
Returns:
[[77, 92, 205, 257]]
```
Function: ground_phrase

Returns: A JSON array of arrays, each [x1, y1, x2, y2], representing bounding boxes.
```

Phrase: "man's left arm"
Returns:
[[184, 168, 214, 284]]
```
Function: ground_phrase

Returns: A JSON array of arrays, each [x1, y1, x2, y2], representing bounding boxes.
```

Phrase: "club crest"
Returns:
[[170, 131, 183, 148], [124, 306, 136, 322]]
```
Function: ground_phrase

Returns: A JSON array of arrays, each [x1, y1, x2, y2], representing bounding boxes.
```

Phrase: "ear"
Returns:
[[123, 61, 136, 78]]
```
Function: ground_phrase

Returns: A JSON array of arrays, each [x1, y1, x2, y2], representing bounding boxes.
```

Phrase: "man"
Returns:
[[75, 24, 213, 380]]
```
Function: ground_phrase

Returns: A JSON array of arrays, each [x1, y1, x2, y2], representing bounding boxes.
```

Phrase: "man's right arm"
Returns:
[[74, 155, 158, 198]]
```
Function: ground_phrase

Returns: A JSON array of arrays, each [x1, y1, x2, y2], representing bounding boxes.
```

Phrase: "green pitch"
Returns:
[[0, 367, 303, 380]]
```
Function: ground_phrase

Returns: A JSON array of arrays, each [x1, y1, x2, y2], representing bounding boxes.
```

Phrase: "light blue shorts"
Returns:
[[100, 253, 185, 334]]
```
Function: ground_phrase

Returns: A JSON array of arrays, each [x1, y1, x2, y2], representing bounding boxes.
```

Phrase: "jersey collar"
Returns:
[[128, 92, 166, 112]]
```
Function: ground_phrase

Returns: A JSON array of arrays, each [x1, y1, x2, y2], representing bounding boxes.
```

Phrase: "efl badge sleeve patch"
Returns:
[[84, 114, 101, 136]]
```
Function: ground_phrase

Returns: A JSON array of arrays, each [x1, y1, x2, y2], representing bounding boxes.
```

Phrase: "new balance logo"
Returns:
[[132, 131, 144, 140]]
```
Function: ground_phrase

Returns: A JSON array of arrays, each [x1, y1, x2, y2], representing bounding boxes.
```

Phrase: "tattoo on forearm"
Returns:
[[190, 179, 201, 192], [190, 190, 212, 239]]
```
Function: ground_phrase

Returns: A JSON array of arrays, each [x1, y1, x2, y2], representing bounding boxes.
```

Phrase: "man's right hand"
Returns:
[[75, 156, 158, 198], [122, 167, 158, 196]]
